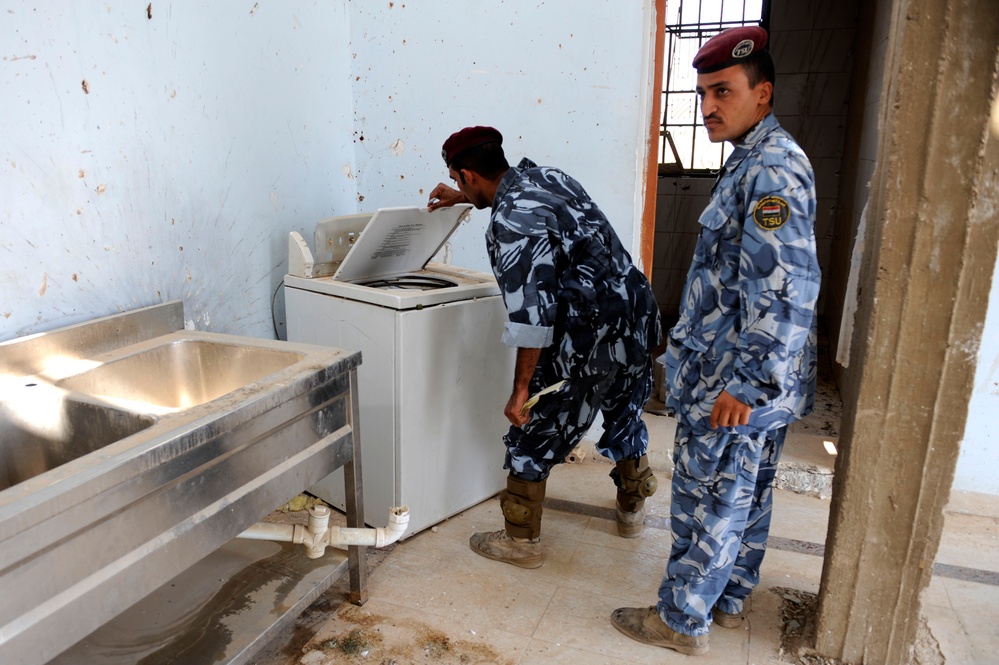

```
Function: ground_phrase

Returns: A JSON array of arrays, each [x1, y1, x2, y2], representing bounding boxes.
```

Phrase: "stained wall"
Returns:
[[1, 1, 657, 340]]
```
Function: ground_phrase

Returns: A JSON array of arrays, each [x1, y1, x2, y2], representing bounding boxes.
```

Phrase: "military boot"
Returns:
[[469, 475, 546, 569], [611, 606, 709, 656], [611, 455, 657, 538]]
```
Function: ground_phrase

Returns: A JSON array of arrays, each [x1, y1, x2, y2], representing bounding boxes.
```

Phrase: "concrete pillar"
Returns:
[[815, 1, 999, 663]]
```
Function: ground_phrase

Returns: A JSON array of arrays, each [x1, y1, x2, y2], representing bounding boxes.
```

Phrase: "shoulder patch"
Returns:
[[753, 196, 790, 230]]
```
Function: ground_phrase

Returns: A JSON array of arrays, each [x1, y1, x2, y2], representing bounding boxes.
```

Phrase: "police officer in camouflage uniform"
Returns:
[[612, 27, 820, 656], [428, 126, 662, 569]]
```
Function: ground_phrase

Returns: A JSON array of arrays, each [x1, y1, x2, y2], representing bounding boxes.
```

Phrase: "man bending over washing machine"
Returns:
[[427, 126, 662, 569]]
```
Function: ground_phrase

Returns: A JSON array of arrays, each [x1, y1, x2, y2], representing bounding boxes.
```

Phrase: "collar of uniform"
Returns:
[[721, 112, 780, 174], [492, 157, 537, 208]]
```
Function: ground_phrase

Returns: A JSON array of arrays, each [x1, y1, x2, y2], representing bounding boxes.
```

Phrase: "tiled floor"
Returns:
[[250, 409, 999, 665]]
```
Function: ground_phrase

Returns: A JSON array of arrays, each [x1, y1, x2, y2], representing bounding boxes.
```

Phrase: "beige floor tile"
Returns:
[[576, 509, 674, 557], [937, 578, 999, 663], [517, 638, 627, 665], [758, 547, 824, 595], [946, 489, 999, 520], [738, 586, 787, 663], [545, 458, 618, 508], [936, 510, 999, 572], [922, 571, 952, 607], [365, 539, 560, 637], [770, 487, 832, 546], [558, 541, 668, 602], [532, 586, 733, 665], [925, 610, 979, 665]]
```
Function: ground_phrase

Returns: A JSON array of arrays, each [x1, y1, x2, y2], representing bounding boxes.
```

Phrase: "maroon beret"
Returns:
[[442, 126, 503, 166], [692, 26, 768, 74]]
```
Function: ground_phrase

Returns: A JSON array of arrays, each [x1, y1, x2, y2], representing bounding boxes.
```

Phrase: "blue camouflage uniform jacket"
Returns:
[[487, 158, 661, 379], [663, 113, 820, 433]]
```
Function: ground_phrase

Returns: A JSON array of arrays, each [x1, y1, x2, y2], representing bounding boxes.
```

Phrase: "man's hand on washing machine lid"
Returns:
[[428, 183, 467, 211]]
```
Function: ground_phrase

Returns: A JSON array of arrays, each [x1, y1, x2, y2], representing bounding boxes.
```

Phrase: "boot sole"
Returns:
[[469, 542, 543, 569]]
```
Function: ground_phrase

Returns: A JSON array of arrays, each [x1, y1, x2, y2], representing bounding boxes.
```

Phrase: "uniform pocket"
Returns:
[[691, 202, 729, 269]]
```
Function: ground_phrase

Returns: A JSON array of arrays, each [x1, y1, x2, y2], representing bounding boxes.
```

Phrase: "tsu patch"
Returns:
[[753, 196, 790, 230], [732, 39, 755, 58]]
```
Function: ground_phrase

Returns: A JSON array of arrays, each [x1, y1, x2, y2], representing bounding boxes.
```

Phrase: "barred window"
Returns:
[[659, 0, 770, 175]]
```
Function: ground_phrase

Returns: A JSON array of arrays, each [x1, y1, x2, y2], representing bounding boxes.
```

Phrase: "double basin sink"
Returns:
[[3, 337, 307, 490], [0, 302, 364, 665]]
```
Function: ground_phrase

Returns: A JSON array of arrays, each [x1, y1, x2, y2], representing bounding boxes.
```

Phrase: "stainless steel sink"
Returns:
[[57, 340, 306, 410], [0, 397, 154, 491], [0, 301, 367, 665]]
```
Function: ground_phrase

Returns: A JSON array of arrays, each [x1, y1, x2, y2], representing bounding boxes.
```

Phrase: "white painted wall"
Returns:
[[3, 1, 997, 496], [1, 1, 657, 342], [955, 256, 999, 495], [346, 1, 656, 275], [1, 2, 357, 341]]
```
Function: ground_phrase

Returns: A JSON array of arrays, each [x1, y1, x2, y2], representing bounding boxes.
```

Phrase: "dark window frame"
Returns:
[[658, 0, 771, 177]]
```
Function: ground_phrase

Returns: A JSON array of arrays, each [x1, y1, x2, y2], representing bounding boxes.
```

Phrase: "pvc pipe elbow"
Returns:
[[374, 505, 410, 548], [327, 505, 410, 549]]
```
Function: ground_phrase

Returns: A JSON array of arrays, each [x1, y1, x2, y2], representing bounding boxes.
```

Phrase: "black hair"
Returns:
[[742, 50, 776, 107], [449, 141, 509, 181]]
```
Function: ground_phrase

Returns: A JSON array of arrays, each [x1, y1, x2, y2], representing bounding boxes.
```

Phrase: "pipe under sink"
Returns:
[[0, 301, 369, 665]]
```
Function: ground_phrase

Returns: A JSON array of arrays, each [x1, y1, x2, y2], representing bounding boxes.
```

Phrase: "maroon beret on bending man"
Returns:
[[692, 26, 768, 74], [442, 126, 503, 166]]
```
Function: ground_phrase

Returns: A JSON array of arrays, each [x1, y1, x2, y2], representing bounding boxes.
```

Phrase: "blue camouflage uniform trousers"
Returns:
[[504, 349, 654, 482], [487, 157, 662, 482], [658, 113, 820, 637], [659, 423, 787, 634]]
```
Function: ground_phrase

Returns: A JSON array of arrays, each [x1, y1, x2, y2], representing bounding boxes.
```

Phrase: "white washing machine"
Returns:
[[284, 205, 514, 538]]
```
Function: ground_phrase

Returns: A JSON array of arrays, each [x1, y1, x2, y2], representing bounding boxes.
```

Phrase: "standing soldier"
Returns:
[[428, 126, 662, 569], [612, 26, 821, 656]]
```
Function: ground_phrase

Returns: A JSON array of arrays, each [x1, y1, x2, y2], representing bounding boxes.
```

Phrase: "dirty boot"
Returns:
[[712, 607, 745, 628], [712, 595, 750, 628], [469, 475, 546, 568], [468, 530, 543, 569], [611, 456, 657, 538], [611, 606, 709, 656]]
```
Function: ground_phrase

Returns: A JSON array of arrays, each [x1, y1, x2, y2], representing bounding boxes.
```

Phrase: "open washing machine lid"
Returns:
[[333, 205, 473, 283]]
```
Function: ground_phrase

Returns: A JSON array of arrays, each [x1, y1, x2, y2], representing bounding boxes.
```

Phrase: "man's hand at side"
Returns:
[[710, 390, 752, 429]]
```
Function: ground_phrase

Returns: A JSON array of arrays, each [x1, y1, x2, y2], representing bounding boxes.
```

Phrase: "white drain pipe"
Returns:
[[238, 505, 410, 559]]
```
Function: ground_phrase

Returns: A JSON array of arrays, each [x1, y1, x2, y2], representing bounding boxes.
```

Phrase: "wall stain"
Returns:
[[81, 79, 89, 94], [146, 3, 152, 19], [38, 273, 47, 296]]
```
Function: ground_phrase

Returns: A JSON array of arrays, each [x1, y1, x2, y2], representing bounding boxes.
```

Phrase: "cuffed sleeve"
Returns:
[[501, 322, 555, 348]]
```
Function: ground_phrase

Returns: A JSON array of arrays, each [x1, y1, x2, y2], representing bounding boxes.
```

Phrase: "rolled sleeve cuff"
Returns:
[[501, 322, 554, 348]]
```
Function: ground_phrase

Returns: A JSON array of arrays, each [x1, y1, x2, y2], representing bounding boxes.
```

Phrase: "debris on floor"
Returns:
[[772, 585, 841, 665], [278, 493, 329, 513], [299, 605, 511, 665], [772, 586, 944, 665]]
